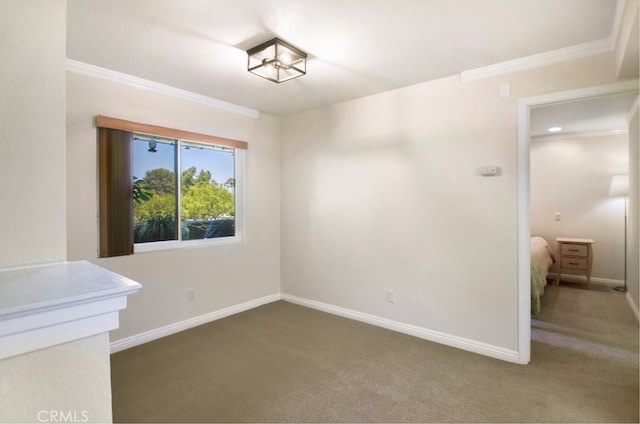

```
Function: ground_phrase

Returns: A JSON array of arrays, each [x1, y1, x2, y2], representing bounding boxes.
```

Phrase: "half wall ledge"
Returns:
[[0, 260, 142, 360]]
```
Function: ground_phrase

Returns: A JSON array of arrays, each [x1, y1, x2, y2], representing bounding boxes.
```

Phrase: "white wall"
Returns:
[[280, 52, 622, 356], [0, 2, 112, 423], [530, 133, 628, 283], [0, 0, 67, 268], [0, 334, 112, 423], [66, 72, 282, 341], [627, 103, 639, 315]]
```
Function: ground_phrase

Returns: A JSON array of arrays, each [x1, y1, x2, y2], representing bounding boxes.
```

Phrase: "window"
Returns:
[[132, 134, 236, 244], [97, 116, 246, 257]]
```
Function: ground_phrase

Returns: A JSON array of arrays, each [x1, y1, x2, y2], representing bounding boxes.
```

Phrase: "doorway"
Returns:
[[516, 80, 639, 363]]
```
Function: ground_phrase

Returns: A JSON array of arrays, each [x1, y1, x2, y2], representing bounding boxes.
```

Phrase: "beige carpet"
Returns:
[[111, 284, 639, 423]]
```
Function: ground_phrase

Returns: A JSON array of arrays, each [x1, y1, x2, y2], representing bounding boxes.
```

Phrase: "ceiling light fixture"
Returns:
[[247, 38, 307, 83], [547, 126, 562, 132]]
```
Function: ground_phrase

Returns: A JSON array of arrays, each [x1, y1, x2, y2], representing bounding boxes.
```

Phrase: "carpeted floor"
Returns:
[[111, 283, 639, 423]]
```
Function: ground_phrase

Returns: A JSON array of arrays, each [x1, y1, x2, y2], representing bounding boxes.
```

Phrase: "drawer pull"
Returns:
[[569, 249, 580, 252], [569, 262, 579, 265]]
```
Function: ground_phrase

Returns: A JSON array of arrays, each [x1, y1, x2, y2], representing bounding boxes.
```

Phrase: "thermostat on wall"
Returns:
[[480, 166, 500, 177]]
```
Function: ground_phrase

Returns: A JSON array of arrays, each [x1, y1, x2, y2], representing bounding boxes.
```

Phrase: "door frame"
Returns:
[[516, 80, 639, 364]]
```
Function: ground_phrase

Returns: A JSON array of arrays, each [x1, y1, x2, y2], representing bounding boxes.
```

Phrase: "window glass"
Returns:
[[132, 134, 235, 245], [133, 136, 178, 243], [180, 141, 235, 240]]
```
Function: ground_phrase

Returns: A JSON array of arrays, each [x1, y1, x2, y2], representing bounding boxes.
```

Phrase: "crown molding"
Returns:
[[66, 59, 260, 119], [531, 128, 628, 142], [610, 0, 630, 49], [460, 38, 612, 82], [461, 0, 626, 82]]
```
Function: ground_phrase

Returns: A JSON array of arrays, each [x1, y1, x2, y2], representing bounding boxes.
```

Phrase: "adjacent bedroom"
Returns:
[[529, 92, 636, 314]]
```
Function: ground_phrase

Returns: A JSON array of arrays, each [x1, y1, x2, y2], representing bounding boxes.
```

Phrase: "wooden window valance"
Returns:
[[95, 115, 248, 150]]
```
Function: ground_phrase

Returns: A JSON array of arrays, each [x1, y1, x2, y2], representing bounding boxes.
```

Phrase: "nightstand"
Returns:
[[555, 237, 594, 288]]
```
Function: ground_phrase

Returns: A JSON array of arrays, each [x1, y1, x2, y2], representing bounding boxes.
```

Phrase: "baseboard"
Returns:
[[110, 294, 282, 354], [110, 292, 523, 364], [547, 273, 624, 287], [110, 288, 634, 361], [281, 293, 524, 364], [626, 292, 640, 323]]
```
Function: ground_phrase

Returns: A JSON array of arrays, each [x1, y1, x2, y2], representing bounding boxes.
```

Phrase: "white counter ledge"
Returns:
[[0, 260, 142, 360]]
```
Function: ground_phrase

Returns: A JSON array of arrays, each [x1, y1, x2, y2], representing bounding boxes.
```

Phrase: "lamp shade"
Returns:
[[608, 174, 629, 197], [247, 38, 307, 83]]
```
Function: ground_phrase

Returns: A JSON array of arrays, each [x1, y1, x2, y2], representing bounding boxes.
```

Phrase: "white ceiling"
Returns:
[[531, 92, 639, 138], [67, 0, 622, 117]]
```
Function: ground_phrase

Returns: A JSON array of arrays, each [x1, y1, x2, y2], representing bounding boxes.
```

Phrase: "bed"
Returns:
[[531, 236, 555, 315]]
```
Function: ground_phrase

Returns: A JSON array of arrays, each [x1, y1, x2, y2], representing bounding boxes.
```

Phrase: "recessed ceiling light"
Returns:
[[547, 126, 562, 132]]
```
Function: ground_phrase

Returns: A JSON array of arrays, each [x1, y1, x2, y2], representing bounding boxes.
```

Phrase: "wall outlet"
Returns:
[[386, 290, 395, 303], [187, 288, 196, 302]]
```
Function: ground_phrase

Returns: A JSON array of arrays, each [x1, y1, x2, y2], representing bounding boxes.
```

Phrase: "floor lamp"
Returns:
[[609, 175, 629, 293]]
